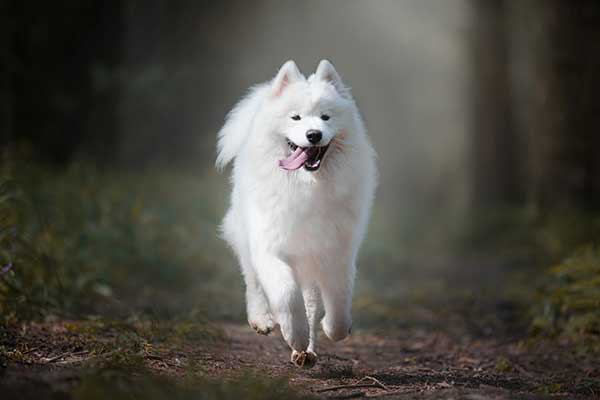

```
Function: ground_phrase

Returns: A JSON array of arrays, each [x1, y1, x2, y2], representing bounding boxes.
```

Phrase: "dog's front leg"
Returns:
[[253, 252, 309, 352], [319, 261, 354, 342], [288, 284, 323, 368], [242, 260, 275, 335]]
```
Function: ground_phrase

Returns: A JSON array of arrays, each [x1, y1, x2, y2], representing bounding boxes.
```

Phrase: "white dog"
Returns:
[[217, 60, 377, 367]]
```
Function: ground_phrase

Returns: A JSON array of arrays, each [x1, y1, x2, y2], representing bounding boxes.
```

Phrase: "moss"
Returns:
[[532, 245, 600, 348], [494, 356, 512, 373], [534, 383, 563, 395]]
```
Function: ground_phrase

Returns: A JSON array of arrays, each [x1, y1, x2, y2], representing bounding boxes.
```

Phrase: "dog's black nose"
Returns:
[[306, 130, 322, 144]]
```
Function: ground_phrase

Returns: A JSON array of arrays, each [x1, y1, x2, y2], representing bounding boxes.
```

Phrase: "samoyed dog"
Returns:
[[217, 60, 377, 367]]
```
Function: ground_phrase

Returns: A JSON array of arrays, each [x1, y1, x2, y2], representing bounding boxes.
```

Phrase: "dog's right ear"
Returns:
[[271, 60, 304, 97]]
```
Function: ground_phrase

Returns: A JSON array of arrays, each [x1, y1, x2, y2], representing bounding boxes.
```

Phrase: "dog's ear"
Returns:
[[272, 60, 304, 97], [315, 59, 348, 97]]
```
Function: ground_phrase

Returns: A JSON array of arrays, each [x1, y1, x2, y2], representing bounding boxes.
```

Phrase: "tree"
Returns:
[[469, 0, 522, 209]]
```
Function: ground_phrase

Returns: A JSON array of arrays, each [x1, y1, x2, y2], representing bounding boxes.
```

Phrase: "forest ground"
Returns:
[[2, 314, 599, 400], [2, 168, 599, 399]]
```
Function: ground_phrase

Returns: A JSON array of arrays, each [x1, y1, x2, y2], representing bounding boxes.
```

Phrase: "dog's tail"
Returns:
[[216, 84, 267, 170]]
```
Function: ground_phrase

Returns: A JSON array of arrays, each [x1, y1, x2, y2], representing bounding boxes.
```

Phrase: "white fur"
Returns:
[[217, 60, 377, 362]]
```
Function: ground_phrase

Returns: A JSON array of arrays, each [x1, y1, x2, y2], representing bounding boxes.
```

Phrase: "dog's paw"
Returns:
[[322, 315, 352, 342], [247, 295, 275, 335], [249, 314, 275, 335], [290, 350, 317, 368]]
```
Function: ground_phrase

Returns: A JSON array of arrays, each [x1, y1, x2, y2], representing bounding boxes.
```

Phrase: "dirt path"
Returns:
[[208, 324, 599, 399], [1, 321, 599, 399]]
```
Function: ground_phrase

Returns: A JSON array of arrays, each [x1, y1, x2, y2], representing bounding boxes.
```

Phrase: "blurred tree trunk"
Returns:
[[538, 1, 600, 211], [0, 2, 125, 164], [0, 2, 15, 149], [83, 3, 124, 164], [515, 1, 600, 211], [469, 0, 522, 208]]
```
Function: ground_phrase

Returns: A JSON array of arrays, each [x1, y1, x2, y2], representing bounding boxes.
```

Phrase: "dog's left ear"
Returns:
[[315, 60, 348, 97]]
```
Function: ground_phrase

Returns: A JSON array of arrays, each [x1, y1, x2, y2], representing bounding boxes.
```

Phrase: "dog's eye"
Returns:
[[291, 115, 301, 121], [321, 114, 330, 121]]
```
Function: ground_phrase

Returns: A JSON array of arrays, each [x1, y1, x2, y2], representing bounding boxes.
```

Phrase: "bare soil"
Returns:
[[217, 324, 600, 399], [1, 321, 599, 399]]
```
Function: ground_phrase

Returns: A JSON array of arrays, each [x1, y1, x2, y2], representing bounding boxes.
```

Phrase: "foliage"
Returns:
[[456, 207, 600, 267], [0, 163, 71, 322], [0, 158, 242, 325], [532, 245, 600, 348]]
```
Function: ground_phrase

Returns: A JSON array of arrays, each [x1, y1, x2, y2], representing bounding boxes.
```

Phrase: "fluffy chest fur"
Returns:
[[233, 151, 360, 259]]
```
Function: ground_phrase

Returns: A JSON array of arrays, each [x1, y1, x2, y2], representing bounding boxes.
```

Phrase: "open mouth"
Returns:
[[279, 139, 330, 171]]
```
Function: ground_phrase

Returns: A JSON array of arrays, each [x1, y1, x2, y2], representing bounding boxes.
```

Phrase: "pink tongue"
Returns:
[[279, 147, 308, 170]]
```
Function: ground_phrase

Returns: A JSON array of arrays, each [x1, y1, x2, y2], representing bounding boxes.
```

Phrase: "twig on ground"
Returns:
[[362, 376, 390, 391], [316, 376, 390, 393], [22, 346, 39, 354], [44, 350, 89, 363], [43, 354, 66, 363]]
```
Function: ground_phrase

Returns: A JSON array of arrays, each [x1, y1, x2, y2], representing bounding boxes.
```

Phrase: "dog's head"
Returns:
[[267, 60, 355, 172]]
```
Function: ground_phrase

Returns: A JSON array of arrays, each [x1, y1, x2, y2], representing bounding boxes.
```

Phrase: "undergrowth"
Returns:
[[456, 207, 600, 267], [0, 158, 241, 326], [532, 244, 600, 350]]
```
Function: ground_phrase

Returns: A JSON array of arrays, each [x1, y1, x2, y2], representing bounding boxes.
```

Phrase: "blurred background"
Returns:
[[1, 0, 600, 347]]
